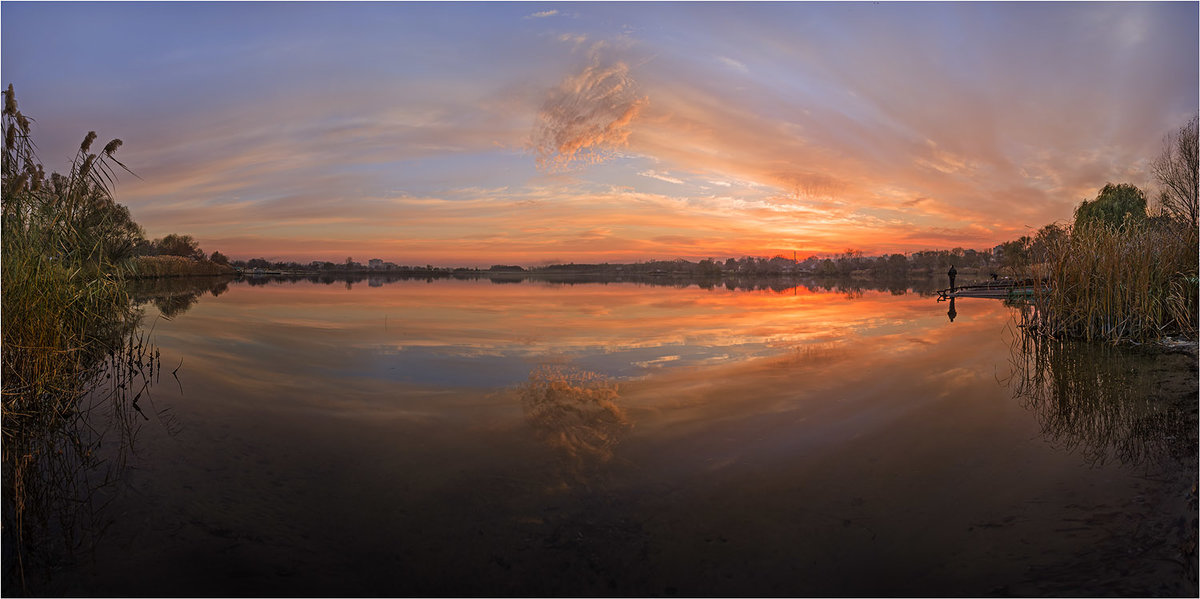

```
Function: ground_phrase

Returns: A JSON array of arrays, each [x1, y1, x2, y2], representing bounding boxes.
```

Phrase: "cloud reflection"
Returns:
[[518, 365, 631, 490]]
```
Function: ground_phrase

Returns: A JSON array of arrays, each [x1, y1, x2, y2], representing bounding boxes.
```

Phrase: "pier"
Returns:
[[937, 279, 1040, 301]]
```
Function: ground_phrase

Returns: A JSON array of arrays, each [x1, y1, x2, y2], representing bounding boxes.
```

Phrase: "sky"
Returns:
[[2, 2, 1197, 266]]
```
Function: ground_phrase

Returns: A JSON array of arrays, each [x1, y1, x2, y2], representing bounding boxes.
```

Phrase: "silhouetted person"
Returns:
[[947, 297, 957, 322], [948, 265, 957, 291]]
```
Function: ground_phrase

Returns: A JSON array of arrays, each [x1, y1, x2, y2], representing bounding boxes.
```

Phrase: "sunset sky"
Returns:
[[3, 2, 1197, 266]]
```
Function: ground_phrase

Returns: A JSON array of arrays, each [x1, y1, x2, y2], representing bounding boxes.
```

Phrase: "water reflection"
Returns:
[[4, 278, 230, 588], [21, 274, 1194, 596], [163, 277, 957, 394], [1006, 310, 1197, 467], [3, 318, 164, 590], [223, 271, 964, 297], [127, 276, 234, 319], [517, 366, 631, 490]]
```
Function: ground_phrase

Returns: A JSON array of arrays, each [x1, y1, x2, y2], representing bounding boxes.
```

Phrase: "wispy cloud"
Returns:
[[716, 55, 748, 73], [639, 169, 684, 184], [526, 9, 559, 19]]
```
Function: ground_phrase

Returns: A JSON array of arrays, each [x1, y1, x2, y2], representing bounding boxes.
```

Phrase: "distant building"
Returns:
[[368, 258, 383, 269]]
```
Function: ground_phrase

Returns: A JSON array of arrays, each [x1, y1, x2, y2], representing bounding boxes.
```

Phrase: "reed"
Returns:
[[1030, 220, 1198, 342]]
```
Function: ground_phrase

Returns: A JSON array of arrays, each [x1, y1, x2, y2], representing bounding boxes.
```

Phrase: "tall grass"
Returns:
[[1031, 220, 1199, 342]]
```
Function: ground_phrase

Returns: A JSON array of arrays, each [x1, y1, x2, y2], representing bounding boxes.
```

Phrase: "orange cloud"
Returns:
[[532, 55, 648, 171]]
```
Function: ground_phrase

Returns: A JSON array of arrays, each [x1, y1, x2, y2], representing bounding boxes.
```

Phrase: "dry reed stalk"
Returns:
[[1032, 221, 1198, 342]]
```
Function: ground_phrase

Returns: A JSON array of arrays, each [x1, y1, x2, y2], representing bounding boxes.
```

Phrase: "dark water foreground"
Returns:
[[6, 276, 1197, 596]]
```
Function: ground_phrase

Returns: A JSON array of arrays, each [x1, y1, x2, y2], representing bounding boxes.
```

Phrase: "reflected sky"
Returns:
[[147, 278, 1007, 398]]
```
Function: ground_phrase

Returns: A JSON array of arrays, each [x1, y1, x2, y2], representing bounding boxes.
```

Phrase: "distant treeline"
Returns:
[[522, 250, 1001, 278], [231, 247, 1005, 279]]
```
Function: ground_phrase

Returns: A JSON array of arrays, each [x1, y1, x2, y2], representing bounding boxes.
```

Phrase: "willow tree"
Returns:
[[1074, 183, 1147, 230]]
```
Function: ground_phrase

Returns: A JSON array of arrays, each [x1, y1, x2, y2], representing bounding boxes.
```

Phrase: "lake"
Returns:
[[14, 275, 1198, 596]]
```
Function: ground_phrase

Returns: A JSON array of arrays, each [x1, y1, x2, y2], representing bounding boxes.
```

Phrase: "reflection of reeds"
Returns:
[[518, 366, 631, 488], [1005, 309, 1197, 467], [3, 321, 159, 587]]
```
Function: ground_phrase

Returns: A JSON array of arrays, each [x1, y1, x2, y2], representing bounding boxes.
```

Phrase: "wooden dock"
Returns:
[[937, 279, 1039, 300]]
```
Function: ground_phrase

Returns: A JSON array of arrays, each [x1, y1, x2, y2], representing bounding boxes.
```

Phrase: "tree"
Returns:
[[999, 236, 1032, 271], [1152, 114, 1199, 228], [156, 233, 204, 259], [209, 250, 229, 265], [1030, 223, 1069, 262], [77, 185, 146, 262], [1073, 183, 1146, 230]]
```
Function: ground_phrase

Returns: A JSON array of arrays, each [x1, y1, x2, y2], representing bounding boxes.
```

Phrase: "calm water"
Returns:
[[19, 276, 1197, 596]]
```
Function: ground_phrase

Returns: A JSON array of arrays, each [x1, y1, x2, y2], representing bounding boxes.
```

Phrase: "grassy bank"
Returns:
[[129, 255, 236, 278], [1030, 221, 1198, 343]]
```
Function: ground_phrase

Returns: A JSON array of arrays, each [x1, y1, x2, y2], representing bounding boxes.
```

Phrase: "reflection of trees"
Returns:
[[128, 275, 234, 318], [226, 271, 964, 297], [518, 366, 631, 489], [153, 293, 200, 318], [1005, 309, 1197, 467], [126, 274, 233, 298]]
